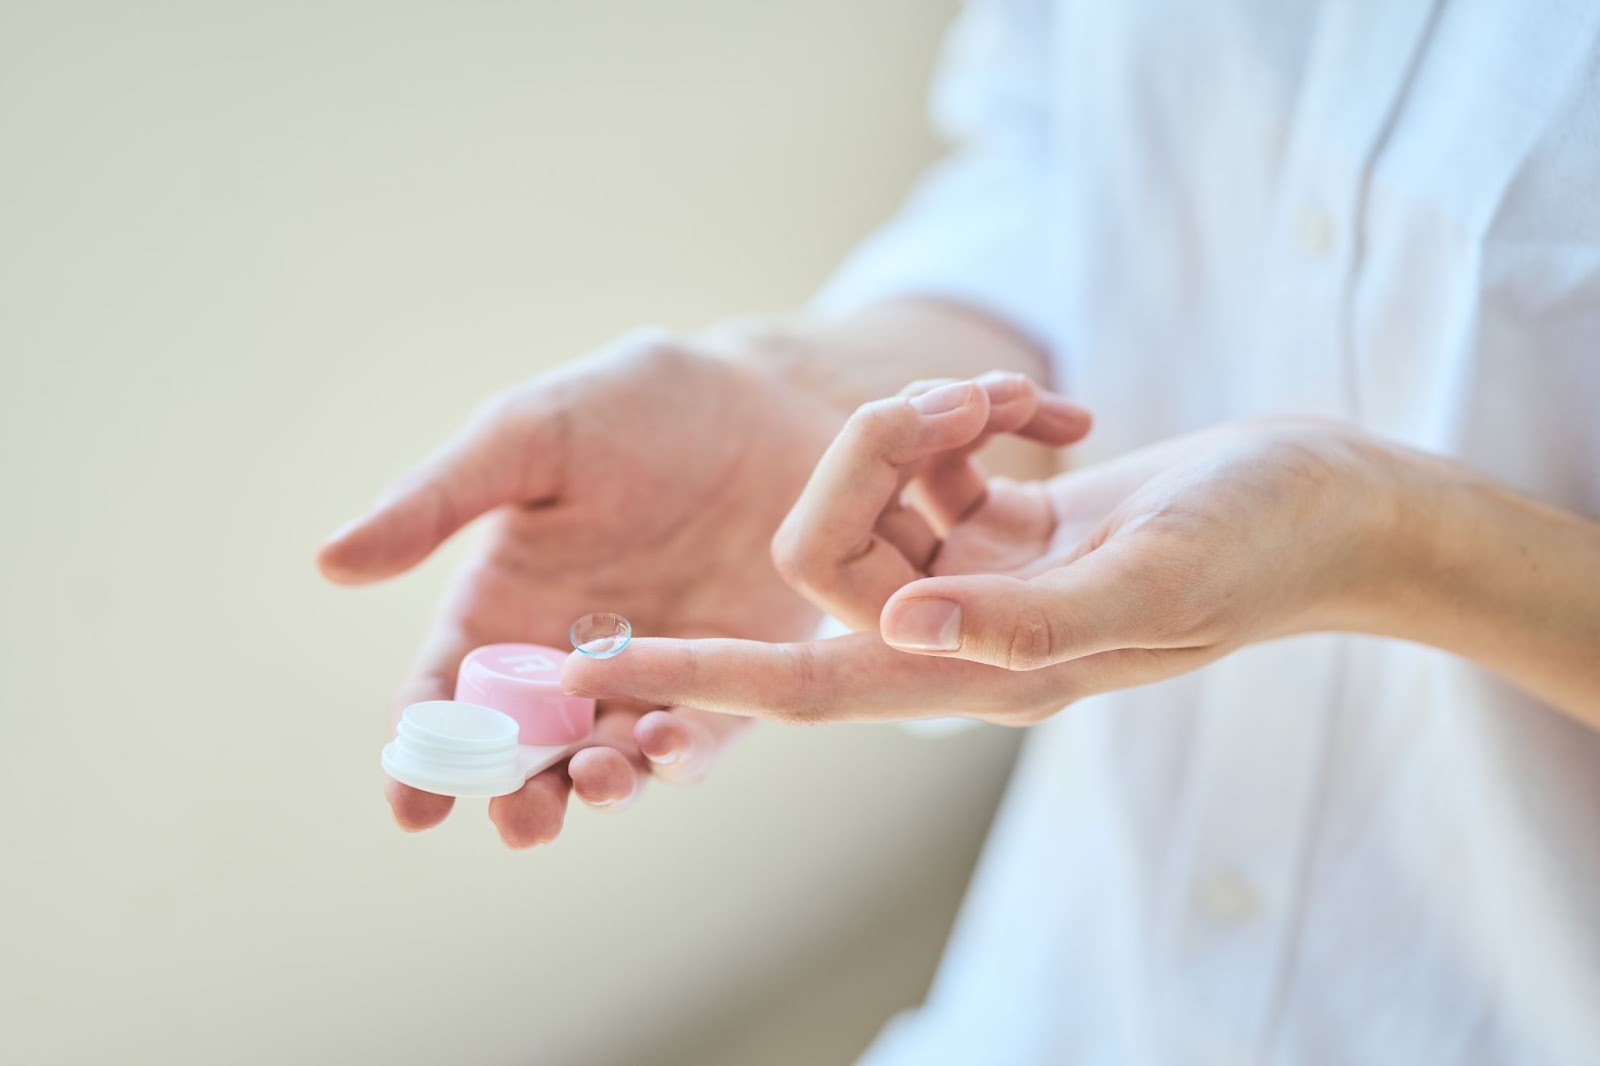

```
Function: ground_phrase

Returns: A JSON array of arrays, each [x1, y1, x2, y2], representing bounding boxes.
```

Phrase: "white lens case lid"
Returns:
[[381, 700, 578, 799]]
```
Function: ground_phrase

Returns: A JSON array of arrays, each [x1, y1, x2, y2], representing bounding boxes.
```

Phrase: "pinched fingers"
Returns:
[[770, 374, 1090, 629], [910, 372, 1089, 531]]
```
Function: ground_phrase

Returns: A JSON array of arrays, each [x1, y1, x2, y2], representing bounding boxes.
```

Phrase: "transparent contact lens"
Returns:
[[569, 612, 632, 658]]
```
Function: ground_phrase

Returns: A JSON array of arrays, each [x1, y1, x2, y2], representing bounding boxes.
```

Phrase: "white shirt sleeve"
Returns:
[[813, 0, 1058, 355]]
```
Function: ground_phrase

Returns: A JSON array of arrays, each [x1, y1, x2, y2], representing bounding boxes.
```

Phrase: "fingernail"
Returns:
[[646, 751, 679, 766], [910, 381, 976, 415], [975, 370, 1028, 398], [883, 599, 962, 651], [588, 798, 615, 808]]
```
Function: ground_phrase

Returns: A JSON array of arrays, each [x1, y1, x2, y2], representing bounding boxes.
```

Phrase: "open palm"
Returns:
[[319, 334, 838, 846]]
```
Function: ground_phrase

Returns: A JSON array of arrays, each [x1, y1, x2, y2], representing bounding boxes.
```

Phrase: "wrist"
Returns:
[[1322, 436, 1518, 643], [690, 315, 858, 423], [1287, 426, 1417, 635], [1191, 419, 1599, 717], [1357, 445, 1600, 716]]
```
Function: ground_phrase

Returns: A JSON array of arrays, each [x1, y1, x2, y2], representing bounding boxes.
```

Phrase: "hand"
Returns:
[[562, 379, 1399, 724], [318, 329, 843, 846]]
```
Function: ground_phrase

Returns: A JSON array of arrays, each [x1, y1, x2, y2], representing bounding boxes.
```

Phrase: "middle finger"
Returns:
[[771, 380, 993, 627]]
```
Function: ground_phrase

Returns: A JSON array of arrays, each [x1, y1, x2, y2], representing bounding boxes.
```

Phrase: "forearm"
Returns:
[[1363, 448, 1600, 724], [701, 298, 1060, 480]]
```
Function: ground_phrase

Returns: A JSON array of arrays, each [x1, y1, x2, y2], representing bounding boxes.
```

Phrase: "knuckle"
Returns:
[[896, 377, 959, 399], [976, 369, 1033, 400], [618, 329, 698, 376], [680, 640, 704, 699], [769, 522, 803, 580], [1004, 606, 1062, 671], [843, 397, 911, 453], [769, 520, 829, 589], [471, 387, 522, 427], [772, 643, 827, 727]]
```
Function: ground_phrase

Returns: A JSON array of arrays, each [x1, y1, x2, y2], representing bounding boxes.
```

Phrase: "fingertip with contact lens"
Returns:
[[570, 611, 633, 658]]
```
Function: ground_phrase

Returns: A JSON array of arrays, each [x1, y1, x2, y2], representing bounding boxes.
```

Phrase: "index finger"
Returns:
[[560, 634, 1024, 725]]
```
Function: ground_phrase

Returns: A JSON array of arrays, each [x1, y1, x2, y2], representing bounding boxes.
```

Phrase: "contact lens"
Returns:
[[569, 612, 632, 658]]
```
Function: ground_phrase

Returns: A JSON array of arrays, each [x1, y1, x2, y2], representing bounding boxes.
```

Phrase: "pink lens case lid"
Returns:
[[454, 643, 596, 746]]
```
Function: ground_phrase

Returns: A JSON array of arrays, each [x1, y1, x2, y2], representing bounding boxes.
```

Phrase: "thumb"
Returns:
[[878, 558, 1140, 670], [316, 392, 558, 585]]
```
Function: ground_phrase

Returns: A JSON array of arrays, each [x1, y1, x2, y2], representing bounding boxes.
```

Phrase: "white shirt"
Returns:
[[817, 1, 1600, 1063]]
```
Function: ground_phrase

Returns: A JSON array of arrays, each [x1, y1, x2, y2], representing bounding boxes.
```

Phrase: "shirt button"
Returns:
[[1199, 872, 1261, 924], [1295, 205, 1335, 257]]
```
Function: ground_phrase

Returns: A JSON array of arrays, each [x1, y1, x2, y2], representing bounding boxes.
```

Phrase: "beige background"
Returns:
[[0, 2, 1027, 1064]]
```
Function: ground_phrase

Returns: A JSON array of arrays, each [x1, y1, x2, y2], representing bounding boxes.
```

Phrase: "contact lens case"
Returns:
[[381, 615, 632, 798]]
